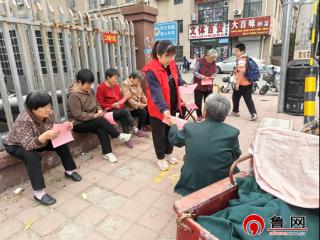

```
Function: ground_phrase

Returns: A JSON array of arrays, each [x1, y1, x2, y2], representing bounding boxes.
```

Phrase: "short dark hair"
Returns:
[[25, 91, 52, 110], [235, 43, 246, 52], [76, 69, 94, 84], [151, 40, 176, 59], [105, 68, 120, 79], [129, 70, 144, 80]]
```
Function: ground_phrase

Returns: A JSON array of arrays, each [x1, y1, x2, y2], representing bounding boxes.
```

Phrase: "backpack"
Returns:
[[245, 57, 260, 82]]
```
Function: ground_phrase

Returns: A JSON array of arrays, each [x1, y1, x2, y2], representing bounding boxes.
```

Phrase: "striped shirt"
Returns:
[[235, 54, 251, 86]]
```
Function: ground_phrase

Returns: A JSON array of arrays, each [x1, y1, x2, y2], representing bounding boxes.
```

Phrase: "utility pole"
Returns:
[[277, 0, 294, 113]]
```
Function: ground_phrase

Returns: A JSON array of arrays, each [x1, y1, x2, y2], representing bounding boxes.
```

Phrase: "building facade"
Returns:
[[150, 0, 283, 64]]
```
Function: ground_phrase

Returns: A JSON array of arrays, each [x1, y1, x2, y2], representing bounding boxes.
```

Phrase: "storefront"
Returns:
[[229, 16, 271, 60], [188, 21, 231, 61]]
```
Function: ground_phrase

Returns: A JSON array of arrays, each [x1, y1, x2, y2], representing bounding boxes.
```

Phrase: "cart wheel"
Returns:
[[259, 85, 269, 95], [221, 86, 230, 93]]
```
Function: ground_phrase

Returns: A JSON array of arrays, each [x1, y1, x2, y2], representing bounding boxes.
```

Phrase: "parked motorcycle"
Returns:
[[259, 72, 279, 95]]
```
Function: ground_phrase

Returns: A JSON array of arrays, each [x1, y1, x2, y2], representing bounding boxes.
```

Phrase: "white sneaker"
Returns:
[[103, 153, 118, 163], [119, 133, 132, 143], [165, 154, 178, 165], [157, 159, 169, 171], [249, 113, 258, 121]]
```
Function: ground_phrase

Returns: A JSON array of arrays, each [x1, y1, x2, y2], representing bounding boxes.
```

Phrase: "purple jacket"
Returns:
[[193, 57, 216, 92]]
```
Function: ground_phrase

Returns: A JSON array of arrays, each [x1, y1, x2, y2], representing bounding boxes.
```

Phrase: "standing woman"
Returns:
[[143, 40, 185, 171], [3, 91, 81, 206], [193, 49, 218, 121]]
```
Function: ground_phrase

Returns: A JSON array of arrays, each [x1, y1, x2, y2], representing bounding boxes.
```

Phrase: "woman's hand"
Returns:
[[112, 102, 120, 109], [65, 121, 73, 131], [139, 103, 147, 109], [39, 130, 59, 143], [95, 110, 104, 118], [200, 75, 206, 80], [163, 110, 171, 121]]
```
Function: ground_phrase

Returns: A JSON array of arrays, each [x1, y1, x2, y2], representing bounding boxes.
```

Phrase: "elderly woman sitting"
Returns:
[[168, 93, 241, 196], [3, 91, 81, 206]]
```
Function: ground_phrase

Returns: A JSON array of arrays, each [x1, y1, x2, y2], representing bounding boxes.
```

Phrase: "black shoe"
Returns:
[[65, 172, 82, 182], [34, 194, 56, 206]]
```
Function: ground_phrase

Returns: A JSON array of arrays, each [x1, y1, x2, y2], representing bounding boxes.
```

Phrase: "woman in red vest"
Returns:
[[193, 49, 218, 121], [143, 40, 185, 171]]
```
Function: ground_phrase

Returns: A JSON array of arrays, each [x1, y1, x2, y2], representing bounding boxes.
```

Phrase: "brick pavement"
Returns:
[[0, 73, 304, 240]]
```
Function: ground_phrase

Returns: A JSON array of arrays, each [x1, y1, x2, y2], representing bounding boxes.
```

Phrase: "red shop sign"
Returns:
[[229, 16, 271, 37], [103, 32, 117, 44]]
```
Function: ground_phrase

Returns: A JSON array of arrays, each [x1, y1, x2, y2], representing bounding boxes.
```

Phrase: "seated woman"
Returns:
[[68, 69, 132, 163], [168, 93, 241, 196], [3, 91, 81, 206], [121, 70, 149, 134], [96, 68, 147, 148]]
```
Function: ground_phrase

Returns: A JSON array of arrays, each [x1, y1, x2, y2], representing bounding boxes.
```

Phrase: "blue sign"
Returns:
[[154, 21, 178, 45], [219, 38, 229, 44]]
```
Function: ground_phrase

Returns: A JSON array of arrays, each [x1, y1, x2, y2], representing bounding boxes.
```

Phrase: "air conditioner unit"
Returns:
[[233, 9, 242, 16], [191, 13, 197, 21], [224, 1, 228, 7], [100, 0, 105, 5]]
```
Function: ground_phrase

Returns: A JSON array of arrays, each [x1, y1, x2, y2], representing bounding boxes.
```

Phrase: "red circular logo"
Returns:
[[243, 214, 265, 236]]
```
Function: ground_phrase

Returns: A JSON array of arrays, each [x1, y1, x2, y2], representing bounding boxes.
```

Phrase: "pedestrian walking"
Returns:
[[230, 43, 258, 121]]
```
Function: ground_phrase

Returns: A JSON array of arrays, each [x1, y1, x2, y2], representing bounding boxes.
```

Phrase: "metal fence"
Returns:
[[0, 1, 136, 148]]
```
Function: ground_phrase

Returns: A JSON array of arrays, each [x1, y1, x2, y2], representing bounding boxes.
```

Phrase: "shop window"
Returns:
[[198, 1, 228, 24], [174, 46, 183, 62], [177, 20, 183, 33], [88, 0, 97, 9], [174, 0, 183, 5], [243, 0, 262, 17], [35, 30, 67, 75], [0, 30, 24, 76]]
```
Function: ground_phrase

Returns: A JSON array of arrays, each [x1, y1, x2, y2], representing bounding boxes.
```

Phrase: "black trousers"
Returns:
[[73, 117, 120, 155], [130, 108, 147, 130], [232, 84, 257, 115], [194, 89, 212, 117], [112, 109, 135, 133], [4, 142, 77, 191], [150, 117, 174, 160]]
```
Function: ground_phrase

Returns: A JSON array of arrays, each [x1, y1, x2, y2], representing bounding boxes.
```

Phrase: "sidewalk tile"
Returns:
[[32, 212, 67, 236], [139, 208, 172, 232], [97, 175, 123, 191], [118, 199, 149, 221], [62, 180, 92, 194], [113, 181, 141, 198], [76, 205, 108, 225], [15, 204, 51, 223], [50, 189, 74, 207], [121, 224, 158, 240], [133, 188, 162, 205], [0, 219, 23, 240], [1, 197, 35, 216], [0, 210, 7, 223], [83, 170, 107, 183], [8, 230, 40, 240], [86, 232, 109, 240], [153, 194, 175, 214], [57, 197, 90, 218], [96, 215, 133, 240]]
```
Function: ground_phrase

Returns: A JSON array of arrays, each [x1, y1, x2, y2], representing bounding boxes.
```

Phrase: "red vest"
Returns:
[[143, 59, 182, 120]]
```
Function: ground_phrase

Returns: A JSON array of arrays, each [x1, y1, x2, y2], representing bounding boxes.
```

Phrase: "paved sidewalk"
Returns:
[[0, 75, 304, 240]]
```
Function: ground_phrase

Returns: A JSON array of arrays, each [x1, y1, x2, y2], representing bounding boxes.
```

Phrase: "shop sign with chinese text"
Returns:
[[188, 21, 229, 40], [229, 16, 271, 37], [103, 32, 117, 44]]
